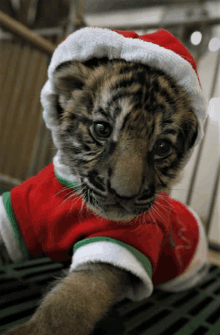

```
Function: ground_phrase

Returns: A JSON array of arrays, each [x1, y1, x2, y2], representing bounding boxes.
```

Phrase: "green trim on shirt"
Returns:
[[54, 172, 80, 191], [73, 236, 153, 279], [2, 192, 31, 261]]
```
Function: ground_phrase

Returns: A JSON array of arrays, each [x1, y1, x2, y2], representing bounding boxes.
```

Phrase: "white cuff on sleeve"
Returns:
[[0, 196, 22, 262], [70, 240, 153, 301]]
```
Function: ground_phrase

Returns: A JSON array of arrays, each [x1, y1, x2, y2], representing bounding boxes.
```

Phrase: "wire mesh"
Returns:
[[0, 259, 220, 335]]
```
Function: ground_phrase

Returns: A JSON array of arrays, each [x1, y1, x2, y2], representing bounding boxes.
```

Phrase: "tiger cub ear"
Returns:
[[52, 61, 92, 110], [178, 109, 199, 151]]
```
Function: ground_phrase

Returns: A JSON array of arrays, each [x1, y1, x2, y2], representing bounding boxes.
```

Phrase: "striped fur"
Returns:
[[53, 58, 198, 221]]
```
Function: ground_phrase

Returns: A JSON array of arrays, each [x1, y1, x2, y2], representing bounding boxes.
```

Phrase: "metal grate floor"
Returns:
[[0, 258, 220, 335]]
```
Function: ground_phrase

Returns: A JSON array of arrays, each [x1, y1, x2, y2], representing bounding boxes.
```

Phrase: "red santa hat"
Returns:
[[41, 27, 207, 152]]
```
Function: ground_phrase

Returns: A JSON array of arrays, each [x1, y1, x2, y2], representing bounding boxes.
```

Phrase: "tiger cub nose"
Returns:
[[108, 184, 138, 200], [109, 153, 143, 199]]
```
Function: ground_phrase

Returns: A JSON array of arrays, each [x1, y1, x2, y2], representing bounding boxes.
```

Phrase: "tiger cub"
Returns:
[[5, 59, 198, 335], [53, 57, 198, 221]]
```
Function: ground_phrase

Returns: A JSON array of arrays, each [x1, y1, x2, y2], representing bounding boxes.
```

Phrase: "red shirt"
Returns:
[[2, 163, 200, 285]]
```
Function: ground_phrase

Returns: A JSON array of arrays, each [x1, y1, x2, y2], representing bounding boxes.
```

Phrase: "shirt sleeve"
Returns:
[[70, 236, 154, 302], [0, 192, 32, 262]]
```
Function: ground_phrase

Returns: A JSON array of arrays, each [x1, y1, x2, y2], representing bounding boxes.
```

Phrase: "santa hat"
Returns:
[[41, 27, 207, 156]]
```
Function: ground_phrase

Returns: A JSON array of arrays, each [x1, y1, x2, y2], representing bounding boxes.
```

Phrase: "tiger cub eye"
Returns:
[[153, 139, 172, 157], [94, 122, 112, 138]]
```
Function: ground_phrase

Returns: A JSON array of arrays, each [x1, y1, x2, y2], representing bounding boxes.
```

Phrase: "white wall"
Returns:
[[172, 1, 220, 243]]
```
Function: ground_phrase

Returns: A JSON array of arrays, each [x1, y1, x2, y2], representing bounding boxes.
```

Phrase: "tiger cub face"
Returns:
[[53, 58, 198, 221]]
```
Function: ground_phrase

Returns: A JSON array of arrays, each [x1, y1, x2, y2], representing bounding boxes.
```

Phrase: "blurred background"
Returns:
[[0, 0, 219, 259]]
